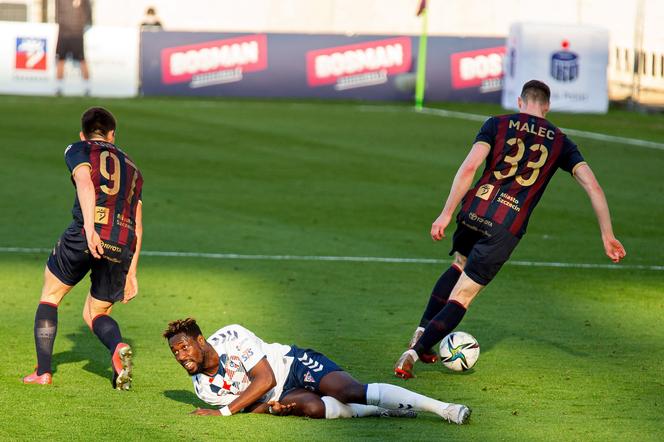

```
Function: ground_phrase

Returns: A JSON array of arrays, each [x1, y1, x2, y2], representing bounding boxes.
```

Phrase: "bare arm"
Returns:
[[123, 201, 142, 303], [573, 164, 626, 263], [191, 357, 276, 416], [72, 165, 104, 258], [431, 142, 491, 241]]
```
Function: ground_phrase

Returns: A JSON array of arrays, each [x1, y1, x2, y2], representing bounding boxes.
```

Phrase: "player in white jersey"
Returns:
[[164, 318, 471, 423]]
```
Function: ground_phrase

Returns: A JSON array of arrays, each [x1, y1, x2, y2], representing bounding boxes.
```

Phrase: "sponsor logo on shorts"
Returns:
[[468, 212, 493, 227], [303, 371, 315, 383], [100, 241, 122, 253], [297, 352, 325, 373]]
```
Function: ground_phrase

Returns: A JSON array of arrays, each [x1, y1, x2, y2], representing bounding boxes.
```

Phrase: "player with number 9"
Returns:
[[23, 107, 143, 390], [394, 80, 626, 379]]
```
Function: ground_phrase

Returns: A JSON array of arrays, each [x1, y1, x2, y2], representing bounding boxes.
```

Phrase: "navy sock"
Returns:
[[418, 266, 462, 328], [414, 300, 467, 356], [34, 303, 58, 375], [92, 315, 123, 354]]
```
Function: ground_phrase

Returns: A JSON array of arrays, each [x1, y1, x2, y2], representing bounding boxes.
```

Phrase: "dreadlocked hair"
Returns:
[[163, 318, 203, 340]]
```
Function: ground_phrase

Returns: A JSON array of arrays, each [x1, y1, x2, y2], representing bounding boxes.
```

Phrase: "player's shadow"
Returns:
[[164, 389, 207, 408], [469, 317, 589, 358], [51, 325, 134, 383]]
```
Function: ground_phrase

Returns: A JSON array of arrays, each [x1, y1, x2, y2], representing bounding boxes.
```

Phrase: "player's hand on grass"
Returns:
[[431, 212, 452, 241], [267, 400, 296, 416], [603, 236, 626, 263], [190, 408, 222, 416], [123, 273, 138, 303], [85, 229, 104, 259]]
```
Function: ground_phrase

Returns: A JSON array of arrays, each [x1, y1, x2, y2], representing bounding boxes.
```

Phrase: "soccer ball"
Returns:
[[439, 331, 480, 372]]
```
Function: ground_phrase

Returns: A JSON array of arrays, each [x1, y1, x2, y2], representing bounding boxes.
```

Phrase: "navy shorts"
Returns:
[[449, 212, 520, 286], [46, 224, 132, 303], [56, 35, 85, 60], [279, 346, 343, 400]]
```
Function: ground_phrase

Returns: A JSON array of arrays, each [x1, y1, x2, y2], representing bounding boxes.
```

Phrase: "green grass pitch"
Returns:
[[0, 96, 662, 441]]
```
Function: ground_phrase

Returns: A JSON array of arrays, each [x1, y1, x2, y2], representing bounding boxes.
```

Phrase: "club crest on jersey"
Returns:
[[303, 371, 315, 383], [476, 184, 494, 201]]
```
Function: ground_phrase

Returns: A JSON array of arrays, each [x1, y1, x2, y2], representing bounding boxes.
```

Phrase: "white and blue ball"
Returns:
[[439, 331, 480, 372]]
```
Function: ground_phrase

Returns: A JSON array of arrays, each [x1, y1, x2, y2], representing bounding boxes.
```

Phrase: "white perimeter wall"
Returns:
[[38, 0, 664, 102], [88, 0, 662, 44]]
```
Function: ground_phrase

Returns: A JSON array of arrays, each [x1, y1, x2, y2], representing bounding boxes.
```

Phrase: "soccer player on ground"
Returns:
[[23, 107, 143, 390], [394, 80, 626, 379], [164, 318, 471, 424]]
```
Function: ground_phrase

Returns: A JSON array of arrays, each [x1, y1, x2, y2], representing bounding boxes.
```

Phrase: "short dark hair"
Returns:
[[520, 80, 551, 104], [81, 107, 116, 139], [163, 318, 203, 340]]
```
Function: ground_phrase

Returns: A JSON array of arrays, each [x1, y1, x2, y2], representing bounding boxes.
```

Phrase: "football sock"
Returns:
[[321, 396, 384, 418], [419, 265, 462, 328], [366, 383, 451, 418], [91, 315, 123, 354], [34, 303, 58, 375], [414, 300, 467, 356]]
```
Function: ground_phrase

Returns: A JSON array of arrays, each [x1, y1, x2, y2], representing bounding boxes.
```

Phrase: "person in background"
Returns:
[[55, 0, 92, 96]]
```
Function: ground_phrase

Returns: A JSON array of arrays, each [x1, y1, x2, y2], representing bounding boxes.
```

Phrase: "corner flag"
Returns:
[[414, 0, 429, 110]]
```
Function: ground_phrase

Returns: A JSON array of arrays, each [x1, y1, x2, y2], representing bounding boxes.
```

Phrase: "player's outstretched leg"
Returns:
[[319, 371, 470, 424], [279, 389, 416, 419], [408, 264, 464, 364], [322, 396, 416, 419], [23, 302, 58, 385], [395, 300, 467, 379], [366, 383, 470, 424], [396, 272, 482, 379]]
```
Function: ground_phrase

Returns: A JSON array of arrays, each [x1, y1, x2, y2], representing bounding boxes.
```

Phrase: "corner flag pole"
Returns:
[[414, 0, 429, 110]]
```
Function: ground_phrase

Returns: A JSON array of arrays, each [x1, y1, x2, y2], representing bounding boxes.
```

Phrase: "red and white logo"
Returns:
[[450, 46, 505, 91], [161, 34, 268, 87], [15, 37, 47, 71], [306, 37, 412, 90]]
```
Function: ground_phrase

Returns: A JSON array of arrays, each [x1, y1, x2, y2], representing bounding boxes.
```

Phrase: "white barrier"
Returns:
[[0, 21, 138, 97], [85, 26, 139, 97], [0, 22, 58, 95], [502, 23, 609, 113]]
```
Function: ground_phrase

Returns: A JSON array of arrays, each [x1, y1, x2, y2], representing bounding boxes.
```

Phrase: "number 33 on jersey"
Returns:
[[461, 114, 586, 237]]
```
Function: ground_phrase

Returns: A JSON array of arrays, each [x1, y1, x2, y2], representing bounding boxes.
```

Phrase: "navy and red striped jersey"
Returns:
[[460, 113, 586, 238], [64, 140, 143, 251]]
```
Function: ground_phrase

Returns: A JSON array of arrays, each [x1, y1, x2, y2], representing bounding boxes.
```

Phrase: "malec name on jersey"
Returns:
[[508, 120, 555, 140]]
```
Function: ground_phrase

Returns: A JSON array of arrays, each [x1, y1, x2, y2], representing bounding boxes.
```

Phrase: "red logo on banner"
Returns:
[[161, 34, 268, 86], [15, 37, 47, 71], [450, 46, 505, 90], [306, 37, 412, 89]]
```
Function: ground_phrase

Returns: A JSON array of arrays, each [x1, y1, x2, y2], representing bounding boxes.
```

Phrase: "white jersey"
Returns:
[[192, 324, 293, 408]]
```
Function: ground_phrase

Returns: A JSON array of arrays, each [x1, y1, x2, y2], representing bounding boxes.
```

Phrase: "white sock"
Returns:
[[366, 383, 450, 418], [321, 396, 384, 419]]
